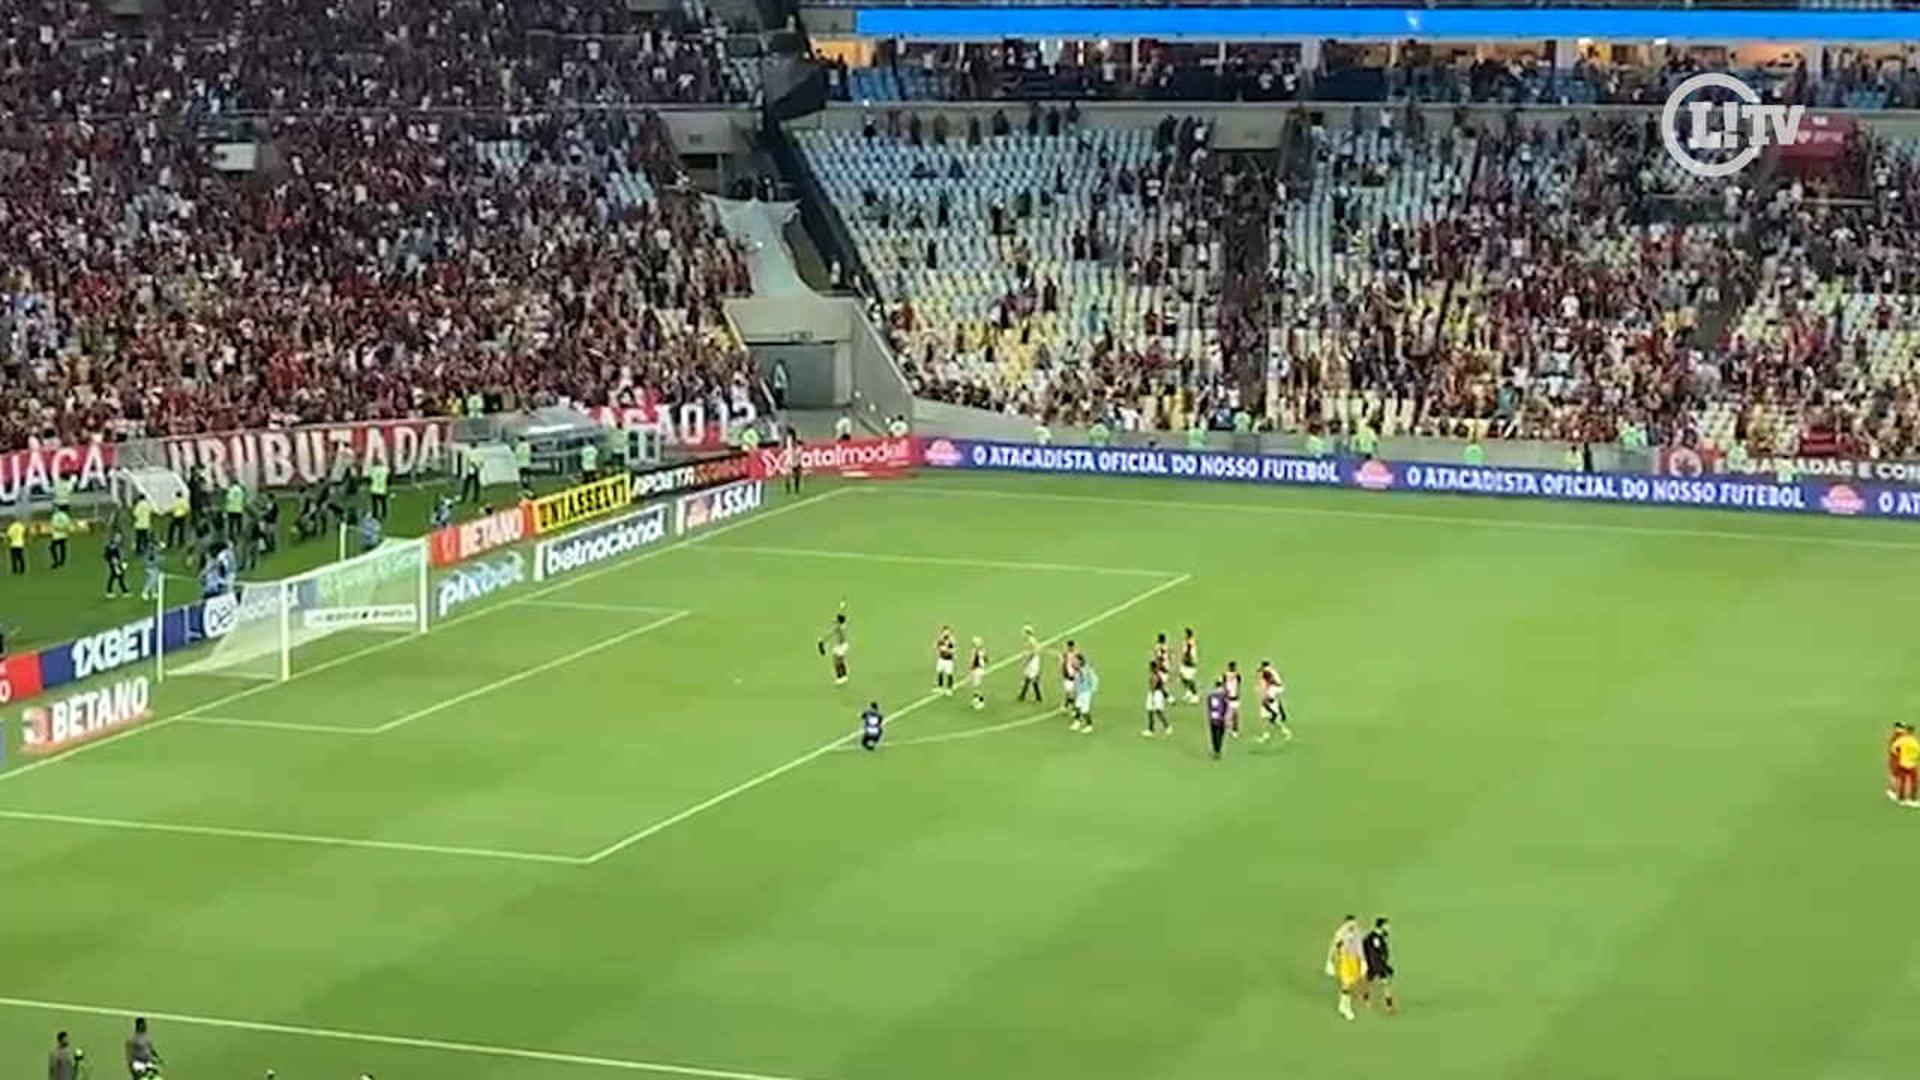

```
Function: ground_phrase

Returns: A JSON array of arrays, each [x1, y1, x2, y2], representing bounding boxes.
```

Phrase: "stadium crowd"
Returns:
[[833, 41, 1920, 111], [0, 106, 757, 452], [0, 0, 768, 455], [2, 0, 750, 121], [806, 102, 1920, 456]]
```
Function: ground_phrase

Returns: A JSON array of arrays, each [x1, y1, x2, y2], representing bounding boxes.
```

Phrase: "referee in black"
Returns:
[[784, 433, 804, 495], [1363, 916, 1396, 1014], [104, 529, 131, 598]]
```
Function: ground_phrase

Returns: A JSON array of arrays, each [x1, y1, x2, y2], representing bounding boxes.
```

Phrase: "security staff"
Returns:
[[7, 516, 26, 574], [132, 491, 155, 554], [49, 507, 72, 569], [580, 440, 600, 482], [367, 461, 391, 520], [167, 490, 190, 547]]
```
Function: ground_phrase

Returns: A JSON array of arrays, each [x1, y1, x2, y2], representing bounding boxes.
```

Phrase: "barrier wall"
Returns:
[[917, 437, 1920, 521]]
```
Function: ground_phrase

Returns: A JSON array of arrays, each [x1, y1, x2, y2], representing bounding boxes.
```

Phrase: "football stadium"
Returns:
[[4, 1, 1920, 1078]]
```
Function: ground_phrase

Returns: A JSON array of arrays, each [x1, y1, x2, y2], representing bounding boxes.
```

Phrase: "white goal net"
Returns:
[[169, 538, 429, 681]]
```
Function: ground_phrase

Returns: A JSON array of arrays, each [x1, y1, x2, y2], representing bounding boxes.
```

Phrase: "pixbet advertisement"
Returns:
[[534, 503, 671, 581], [436, 552, 528, 616], [675, 480, 766, 535]]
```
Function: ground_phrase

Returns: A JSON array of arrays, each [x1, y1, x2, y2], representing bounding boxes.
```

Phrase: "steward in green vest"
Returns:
[[1353, 425, 1379, 459], [580, 441, 601, 481], [1463, 440, 1486, 466], [740, 425, 763, 451], [368, 462, 391, 520], [49, 508, 72, 569], [1088, 421, 1112, 448], [1185, 422, 1207, 451], [1562, 444, 1583, 472], [1034, 424, 1052, 446], [132, 494, 155, 554], [888, 416, 910, 438], [1725, 442, 1751, 475], [224, 481, 247, 539], [1305, 432, 1329, 458]]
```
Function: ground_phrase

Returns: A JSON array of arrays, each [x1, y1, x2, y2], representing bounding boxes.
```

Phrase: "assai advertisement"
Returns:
[[675, 480, 766, 535]]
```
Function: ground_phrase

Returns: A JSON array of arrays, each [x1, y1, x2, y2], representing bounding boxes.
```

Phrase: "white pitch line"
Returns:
[[523, 600, 687, 614], [581, 572, 1190, 864], [0, 488, 851, 784], [893, 482, 1920, 552], [698, 543, 1173, 577], [0, 809, 580, 865], [0, 995, 823, 1080], [842, 709, 1060, 751], [371, 610, 689, 734], [180, 715, 380, 735]]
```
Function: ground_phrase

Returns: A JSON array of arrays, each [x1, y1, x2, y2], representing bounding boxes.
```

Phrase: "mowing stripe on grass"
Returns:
[[0, 995, 822, 1080], [580, 572, 1191, 864], [895, 482, 1920, 552], [370, 609, 690, 734], [697, 544, 1174, 577], [0, 488, 852, 784], [0, 809, 581, 864]]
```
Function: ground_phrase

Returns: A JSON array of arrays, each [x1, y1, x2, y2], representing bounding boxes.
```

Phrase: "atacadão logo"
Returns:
[[1662, 73, 1805, 179]]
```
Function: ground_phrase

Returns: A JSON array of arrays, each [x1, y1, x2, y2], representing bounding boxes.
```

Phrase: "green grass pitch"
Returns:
[[1, 471, 1916, 1080]]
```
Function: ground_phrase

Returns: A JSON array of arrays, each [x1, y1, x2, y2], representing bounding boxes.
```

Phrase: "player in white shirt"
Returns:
[[968, 637, 988, 710], [1016, 626, 1044, 703], [1223, 660, 1243, 738], [1257, 660, 1292, 742]]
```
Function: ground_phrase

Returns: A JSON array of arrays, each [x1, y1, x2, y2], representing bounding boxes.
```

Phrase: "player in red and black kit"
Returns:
[[934, 627, 958, 694], [1060, 640, 1081, 722], [1223, 660, 1243, 738], [1143, 658, 1171, 737]]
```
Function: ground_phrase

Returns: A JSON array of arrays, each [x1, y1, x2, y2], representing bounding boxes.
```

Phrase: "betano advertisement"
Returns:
[[19, 675, 152, 755], [428, 504, 534, 568]]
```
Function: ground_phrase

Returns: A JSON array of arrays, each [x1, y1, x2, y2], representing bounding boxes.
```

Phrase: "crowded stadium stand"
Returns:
[[8, 0, 1920, 460]]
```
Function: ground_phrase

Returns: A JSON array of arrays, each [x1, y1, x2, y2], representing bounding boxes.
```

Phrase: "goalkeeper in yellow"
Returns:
[[1326, 915, 1366, 1021]]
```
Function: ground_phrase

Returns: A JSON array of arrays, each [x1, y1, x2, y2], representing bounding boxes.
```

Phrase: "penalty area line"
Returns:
[[0, 488, 851, 785], [697, 544, 1175, 577], [0, 995, 825, 1080], [0, 809, 582, 865], [581, 572, 1190, 864]]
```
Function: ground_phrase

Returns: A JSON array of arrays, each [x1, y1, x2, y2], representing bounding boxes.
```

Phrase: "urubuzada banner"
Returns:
[[0, 443, 116, 506], [159, 419, 451, 492]]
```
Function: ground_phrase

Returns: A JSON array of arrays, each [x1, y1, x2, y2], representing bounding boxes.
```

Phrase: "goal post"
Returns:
[[165, 537, 430, 683]]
